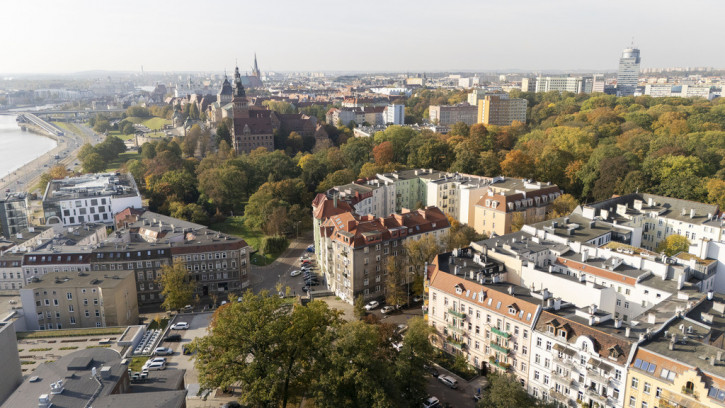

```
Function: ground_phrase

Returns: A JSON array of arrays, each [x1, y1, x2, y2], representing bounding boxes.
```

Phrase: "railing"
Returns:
[[447, 337, 465, 350], [448, 308, 465, 319], [491, 327, 511, 338], [447, 324, 464, 334], [490, 341, 509, 354], [488, 356, 510, 371]]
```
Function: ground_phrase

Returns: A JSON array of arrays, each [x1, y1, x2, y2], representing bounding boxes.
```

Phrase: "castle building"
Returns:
[[230, 66, 275, 154]]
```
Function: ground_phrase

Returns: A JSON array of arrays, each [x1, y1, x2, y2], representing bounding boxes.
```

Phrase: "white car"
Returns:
[[290, 270, 302, 277], [422, 396, 440, 408], [143, 361, 166, 371], [145, 357, 167, 365], [381, 305, 395, 314], [153, 347, 173, 356], [438, 375, 458, 389], [392, 341, 403, 352], [364, 301, 379, 311], [170, 322, 189, 330]]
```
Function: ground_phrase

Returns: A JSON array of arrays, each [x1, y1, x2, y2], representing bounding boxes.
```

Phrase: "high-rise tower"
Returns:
[[617, 47, 641, 97]]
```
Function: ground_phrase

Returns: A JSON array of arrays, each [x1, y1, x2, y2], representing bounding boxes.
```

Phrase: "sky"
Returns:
[[0, 0, 723, 74]]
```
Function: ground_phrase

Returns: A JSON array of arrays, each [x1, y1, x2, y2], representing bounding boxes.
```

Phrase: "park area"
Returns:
[[210, 216, 289, 266]]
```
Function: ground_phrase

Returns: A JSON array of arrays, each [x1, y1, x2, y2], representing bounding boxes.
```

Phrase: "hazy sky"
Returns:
[[1, 0, 722, 74]]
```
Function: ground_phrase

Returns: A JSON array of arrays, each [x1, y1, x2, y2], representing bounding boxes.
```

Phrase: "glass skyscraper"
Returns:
[[617, 47, 641, 97]]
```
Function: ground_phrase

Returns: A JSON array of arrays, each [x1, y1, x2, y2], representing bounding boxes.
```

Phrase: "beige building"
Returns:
[[477, 95, 527, 126], [19, 269, 138, 330], [428, 103, 478, 126], [0, 323, 22, 405], [317, 207, 450, 304], [426, 248, 542, 388], [472, 179, 562, 236]]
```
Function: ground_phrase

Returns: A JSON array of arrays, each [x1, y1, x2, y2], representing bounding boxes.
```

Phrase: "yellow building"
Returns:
[[472, 180, 561, 237], [624, 322, 725, 408], [476, 95, 527, 126]]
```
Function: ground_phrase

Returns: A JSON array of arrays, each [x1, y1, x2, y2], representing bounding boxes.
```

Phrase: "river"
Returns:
[[0, 114, 58, 179]]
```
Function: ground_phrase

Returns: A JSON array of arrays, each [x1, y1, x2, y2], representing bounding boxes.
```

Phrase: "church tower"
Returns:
[[232, 66, 249, 119], [252, 53, 261, 78]]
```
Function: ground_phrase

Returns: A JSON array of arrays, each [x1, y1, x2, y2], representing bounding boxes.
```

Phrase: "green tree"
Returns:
[[157, 262, 194, 312], [548, 194, 579, 219], [317, 168, 357, 193], [657, 234, 689, 256], [192, 293, 342, 408], [353, 295, 367, 320], [476, 374, 542, 408], [385, 255, 408, 307], [82, 152, 105, 173]]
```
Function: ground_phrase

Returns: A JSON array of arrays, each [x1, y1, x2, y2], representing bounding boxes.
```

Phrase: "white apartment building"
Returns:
[[529, 307, 633, 408], [42, 173, 142, 227], [383, 104, 405, 125]]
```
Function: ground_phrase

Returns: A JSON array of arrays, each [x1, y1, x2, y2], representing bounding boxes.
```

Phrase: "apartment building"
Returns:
[[383, 104, 405, 125], [472, 179, 562, 237], [476, 95, 528, 126], [427, 247, 542, 388], [0, 323, 22, 405], [582, 193, 723, 252], [535, 76, 592, 94], [42, 173, 142, 227], [19, 269, 138, 330], [326, 106, 385, 126], [0, 193, 29, 238], [624, 292, 725, 408], [98, 208, 251, 305], [530, 307, 634, 408], [317, 207, 449, 303], [428, 103, 478, 126]]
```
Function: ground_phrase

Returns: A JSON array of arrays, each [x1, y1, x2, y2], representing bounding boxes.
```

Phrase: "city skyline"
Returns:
[[1, 0, 724, 74]]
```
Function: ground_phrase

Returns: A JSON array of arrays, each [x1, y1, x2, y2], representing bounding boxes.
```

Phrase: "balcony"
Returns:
[[490, 341, 510, 354], [491, 327, 511, 339], [488, 356, 510, 371], [447, 337, 466, 350], [549, 388, 569, 404], [447, 324, 464, 334], [448, 308, 465, 319], [585, 388, 607, 404]]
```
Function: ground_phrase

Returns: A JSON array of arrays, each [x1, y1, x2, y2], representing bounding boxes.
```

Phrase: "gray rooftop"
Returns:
[[43, 173, 140, 203], [1, 348, 126, 408], [22, 269, 133, 290]]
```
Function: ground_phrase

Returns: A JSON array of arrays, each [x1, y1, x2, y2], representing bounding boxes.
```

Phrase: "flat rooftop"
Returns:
[[43, 172, 139, 202]]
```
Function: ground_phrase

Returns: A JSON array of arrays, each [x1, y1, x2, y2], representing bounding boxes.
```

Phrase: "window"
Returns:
[[643, 382, 651, 394], [655, 387, 661, 398], [66, 292, 72, 300], [631, 377, 638, 389], [536, 338, 542, 347], [629, 397, 636, 408], [641, 402, 648, 408], [546, 341, 552, 351]]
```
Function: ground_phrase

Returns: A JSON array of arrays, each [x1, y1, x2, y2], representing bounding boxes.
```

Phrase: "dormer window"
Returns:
[[455, 284, 464, 295], [548, 326, 555, 334], [508, 307, 516, 315], [558, 329, 567, 339]]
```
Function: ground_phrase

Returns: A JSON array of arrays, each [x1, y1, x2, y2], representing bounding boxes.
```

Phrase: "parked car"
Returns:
[[164, 334, 182, 342], [392, 341, 403, 352], [145, 357, 167, 365], [182, 305, 193, 313], [143, 361, 166, 371], [423, 364, 439, 377], [153, 347, 173, 356], [381, 306, 395, 314], [396, 324, 408, 334], [291, 270, 302, 277], [306, 245, 315, 253], [364, 300, 380, 311], [412, 295, 423, 303], [302, 286, 310, 292], [422, 396, 441, 408], [438, 375, 458, 389], [170, 322, 189, 330]]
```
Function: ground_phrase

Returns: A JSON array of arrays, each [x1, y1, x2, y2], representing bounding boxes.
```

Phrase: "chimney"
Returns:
[[690, 209, 696, 219], [100, 366, 112, 379], [333, 193, 338, 208], [38, 395, 52, 408], [711, 356, 717, 366], [614, 318, 622, 328], [669, 336, 676, 350], [718, 351, 723, 362], [625, 327, 631, 338], [681, 208, 687, 216], [647, 313, 656, 324], [469, 270, 474, 279], [508, 286, 514, 296], [639, 333, 646, 341], [708, 290, 714, 300], [648, 197, 654, 206], [588, 315, 595, 326], [554, 298, 561, 310]]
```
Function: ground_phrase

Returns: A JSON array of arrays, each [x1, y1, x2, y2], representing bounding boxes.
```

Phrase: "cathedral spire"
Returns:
[[252, 53, 260, 78]]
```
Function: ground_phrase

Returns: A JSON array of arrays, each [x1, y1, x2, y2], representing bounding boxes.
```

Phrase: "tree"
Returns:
[[314, 321, 400, 408], [500, 150, 536, 179], [448, 121, 470, 138], [476, 374, 542, 408], [157, 262, 194, 312], [510, 212, 526, 232], [192, 292, 342, 408], [82, 152, 105, 173], [385, 255, 408, 307], [548, 194, 578, 219], [373, 141, 394, 165], [38, 165, 72, 191], [657, 234, 689, 256], [706, 178, 725, 209], [317, 168, 357, 193], [353, 295, 367, 320]]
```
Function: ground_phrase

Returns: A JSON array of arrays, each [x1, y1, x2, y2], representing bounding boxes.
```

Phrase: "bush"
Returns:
[[260, 235, 288, 255]]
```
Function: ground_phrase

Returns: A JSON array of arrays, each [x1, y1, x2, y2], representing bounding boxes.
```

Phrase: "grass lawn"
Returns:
[[209, 216, 289, 266], [148, 318, 169, 331], [53, 121, 83, 136], [103, 151, 141, 172], [17, 327, 125, 340], [126, 116, 170, 130], [129, 357, 148, 372]]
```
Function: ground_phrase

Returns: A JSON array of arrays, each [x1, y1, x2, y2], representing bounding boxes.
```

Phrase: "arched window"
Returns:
[[685, 381, 695, 394]]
